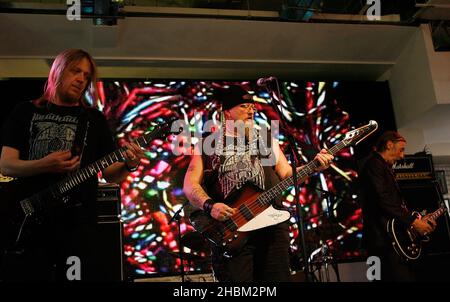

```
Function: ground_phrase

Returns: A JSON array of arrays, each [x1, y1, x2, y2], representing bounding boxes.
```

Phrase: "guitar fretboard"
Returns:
[[429, 206, 448, 221], [257, 140, 347, 206], [56, 127, 161, 195]]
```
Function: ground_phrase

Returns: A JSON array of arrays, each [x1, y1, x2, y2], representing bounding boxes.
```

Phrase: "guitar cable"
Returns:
[[15, 213, 31, 245]]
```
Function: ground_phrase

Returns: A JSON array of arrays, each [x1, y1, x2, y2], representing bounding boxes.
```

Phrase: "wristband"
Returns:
[[203, 199, 215, 215], [125, 162, 139, 172]]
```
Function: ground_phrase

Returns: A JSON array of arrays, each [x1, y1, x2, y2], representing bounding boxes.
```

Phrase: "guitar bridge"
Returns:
[[20, 199, 34, 216]]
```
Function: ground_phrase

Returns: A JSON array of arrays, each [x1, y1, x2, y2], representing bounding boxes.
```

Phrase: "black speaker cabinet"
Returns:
[[398, 181, 450, 256], [92, 184, 124, 281], [93, 218, 124, 281]]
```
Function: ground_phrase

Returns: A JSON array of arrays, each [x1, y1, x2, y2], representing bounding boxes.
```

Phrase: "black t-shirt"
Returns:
[[201, 131, 280, 204], [1, 101, 116, 215]]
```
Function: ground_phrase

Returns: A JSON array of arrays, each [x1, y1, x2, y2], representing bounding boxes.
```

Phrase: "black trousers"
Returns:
[[369, 246, 416, 282], [0, 208, 98, 282], [211, 222, 290, 282]]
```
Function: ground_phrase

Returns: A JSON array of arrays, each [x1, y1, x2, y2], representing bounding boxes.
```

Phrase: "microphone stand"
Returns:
[[168, 200, 190, 282], [261, 79, 313, 282], [303, 184, 334, 218], [303, 184, 341, 282]]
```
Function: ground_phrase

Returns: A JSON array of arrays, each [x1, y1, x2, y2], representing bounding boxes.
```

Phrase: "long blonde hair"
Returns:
[[34, 49, 98, 107]]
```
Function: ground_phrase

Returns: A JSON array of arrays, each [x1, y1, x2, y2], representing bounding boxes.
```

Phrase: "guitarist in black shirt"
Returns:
[[359, 131, 436, 281], [0, 49, 144, 281]]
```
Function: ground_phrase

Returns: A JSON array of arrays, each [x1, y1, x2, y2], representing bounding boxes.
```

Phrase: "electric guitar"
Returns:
[[387, 205, 448, 261], [0, 119, 177, 252], [190, 120, 378, 256]]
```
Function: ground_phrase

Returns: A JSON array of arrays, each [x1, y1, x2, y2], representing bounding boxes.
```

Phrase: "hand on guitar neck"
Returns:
[[122, 142, 145, 171], [313, 149, 334, 172], [412, 214, 436, 236]]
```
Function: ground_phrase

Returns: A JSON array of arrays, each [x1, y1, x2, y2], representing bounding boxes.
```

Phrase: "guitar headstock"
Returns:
[[142, 117, 182, 144], [342, 120, 378, 147]]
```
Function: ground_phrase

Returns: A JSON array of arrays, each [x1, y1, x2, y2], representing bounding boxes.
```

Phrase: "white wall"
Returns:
[[389, 26, 436, 128], [389, 24, 450, 157], [423, 25, 450, 105]]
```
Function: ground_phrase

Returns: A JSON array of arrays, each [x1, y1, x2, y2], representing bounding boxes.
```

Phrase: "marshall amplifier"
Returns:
[[393, 155, 450, 257], [393, 154, 435, 181]]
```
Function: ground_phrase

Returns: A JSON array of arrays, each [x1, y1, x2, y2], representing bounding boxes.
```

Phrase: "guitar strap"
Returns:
[[388, 165, 410, 214], [70, 107, 90, 163]]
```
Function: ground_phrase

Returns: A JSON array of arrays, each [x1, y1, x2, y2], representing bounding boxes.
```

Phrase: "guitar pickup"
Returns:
[[238, 204, 254, 221]]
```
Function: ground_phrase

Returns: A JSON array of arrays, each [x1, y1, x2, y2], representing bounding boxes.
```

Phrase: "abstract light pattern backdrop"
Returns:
[[94, 80, 395, 278]]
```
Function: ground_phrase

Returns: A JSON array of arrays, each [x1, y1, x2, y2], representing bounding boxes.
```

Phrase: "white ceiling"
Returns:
[[0, 13, 417, 80]]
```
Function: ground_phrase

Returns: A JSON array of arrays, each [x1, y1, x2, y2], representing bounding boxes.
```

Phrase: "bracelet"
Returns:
[[125, 162, 139, 172], [203, 199, 215, 215]]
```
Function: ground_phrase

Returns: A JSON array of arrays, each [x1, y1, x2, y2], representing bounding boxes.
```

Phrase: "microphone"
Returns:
[[256, 76, 276, 87]]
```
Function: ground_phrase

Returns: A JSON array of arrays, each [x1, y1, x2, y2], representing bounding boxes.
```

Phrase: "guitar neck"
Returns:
[[429, 206, 448, 221], [258, 140, 346, 205], [56, 133, 150, 195]]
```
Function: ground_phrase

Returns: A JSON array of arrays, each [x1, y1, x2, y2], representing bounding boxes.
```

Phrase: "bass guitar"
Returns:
[[190, 120, 378, 256]]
